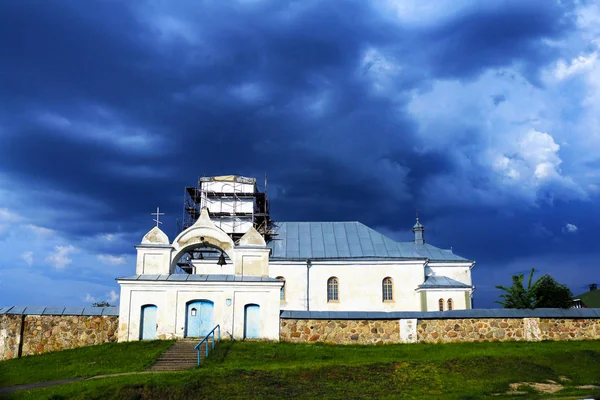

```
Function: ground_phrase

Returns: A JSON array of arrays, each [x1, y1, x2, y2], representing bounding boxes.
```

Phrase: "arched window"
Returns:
[[438, 298, 444, 311], [447, 298, 453, 311], [277, 276, 285, 301], [327, 277, 339, 302], [382, 277, 393, 301]]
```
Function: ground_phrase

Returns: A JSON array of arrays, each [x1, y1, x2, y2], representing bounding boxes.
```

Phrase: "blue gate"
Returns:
[[244, 304, 260, 339], [140, 305, 157, 340], [185, 300, 214, 337]]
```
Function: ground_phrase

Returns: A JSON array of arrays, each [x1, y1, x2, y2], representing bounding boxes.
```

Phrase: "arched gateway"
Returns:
[[116, 207, 282, 342]]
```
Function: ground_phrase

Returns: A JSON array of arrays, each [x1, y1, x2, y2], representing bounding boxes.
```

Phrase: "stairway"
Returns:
[[149, 338, 213, 371]]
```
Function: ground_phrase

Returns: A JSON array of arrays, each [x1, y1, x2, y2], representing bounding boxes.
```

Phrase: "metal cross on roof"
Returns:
[[151, 207, 165, 227]]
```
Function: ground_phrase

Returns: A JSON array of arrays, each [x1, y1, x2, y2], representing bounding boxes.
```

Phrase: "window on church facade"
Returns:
[[447, 298, 453, 310], [327, 277, 339, 302], [382, 277, 393, 301], [438, 298, 444, 311], [277, 276, 285, 301]]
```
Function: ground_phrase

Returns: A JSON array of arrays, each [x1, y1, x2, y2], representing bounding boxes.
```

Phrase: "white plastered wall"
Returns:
[[270, 260, 427, 312], [419, 289, 471, 312], [117, 280, 282, 342], [135, 246, 173, 275], [426, 262, 473, 286]]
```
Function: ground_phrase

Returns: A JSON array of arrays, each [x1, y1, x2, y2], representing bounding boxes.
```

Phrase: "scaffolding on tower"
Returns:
[[178, 175, 274, 243]]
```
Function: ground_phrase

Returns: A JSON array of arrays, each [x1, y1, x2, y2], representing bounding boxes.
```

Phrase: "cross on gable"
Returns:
[[151, 207, 165, 227]]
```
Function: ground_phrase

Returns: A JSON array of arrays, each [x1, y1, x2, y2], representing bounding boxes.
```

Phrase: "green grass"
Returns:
[[0, 340, 174, 387], [3, 340, 600, 399]]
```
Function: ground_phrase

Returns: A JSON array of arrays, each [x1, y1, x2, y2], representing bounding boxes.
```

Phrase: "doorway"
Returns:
[[244, 304, 260, 339], [140, 305, 157, 340], [185, 300, 214, 337]]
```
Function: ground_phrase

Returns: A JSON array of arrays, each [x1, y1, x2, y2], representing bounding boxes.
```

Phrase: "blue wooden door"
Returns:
[[186, 300, 214, 337], [140, 305, 157, 340], [244, 304, 260, 339]]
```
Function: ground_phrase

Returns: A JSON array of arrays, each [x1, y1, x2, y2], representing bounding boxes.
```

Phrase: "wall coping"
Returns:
[[280, 308, 600, 320], [0, 306, 119, 316]]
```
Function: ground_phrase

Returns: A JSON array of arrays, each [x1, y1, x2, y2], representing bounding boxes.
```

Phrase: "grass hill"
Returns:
[[1, 339, 600, 399]]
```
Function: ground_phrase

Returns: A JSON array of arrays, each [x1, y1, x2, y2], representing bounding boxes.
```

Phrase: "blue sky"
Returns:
[[0, 0, 599, 308]]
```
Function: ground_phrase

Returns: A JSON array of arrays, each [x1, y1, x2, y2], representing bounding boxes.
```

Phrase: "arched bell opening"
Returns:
[[172, 242, 233, 274]]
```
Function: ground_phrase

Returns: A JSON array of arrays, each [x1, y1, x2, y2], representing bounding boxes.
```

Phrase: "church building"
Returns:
[[117, 175, 475, 342]]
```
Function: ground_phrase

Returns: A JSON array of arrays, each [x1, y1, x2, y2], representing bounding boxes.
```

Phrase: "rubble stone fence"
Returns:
[[280, 309, 600, 345], [0, 306, 118, 361], [2, 307, 600, 360]]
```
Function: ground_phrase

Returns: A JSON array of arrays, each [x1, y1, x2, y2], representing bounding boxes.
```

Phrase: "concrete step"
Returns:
[[152, 362, 198, 367], [148, 338, 218, 372]]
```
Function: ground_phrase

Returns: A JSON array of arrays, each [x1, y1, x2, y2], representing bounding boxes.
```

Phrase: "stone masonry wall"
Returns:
[[281, 317, 600, 344], [280, 319, 401, 344], [0, 315, 23, 361], [538, 318, 600, 341], [417, 318, 525, 343], [21, 315, 119, 356]]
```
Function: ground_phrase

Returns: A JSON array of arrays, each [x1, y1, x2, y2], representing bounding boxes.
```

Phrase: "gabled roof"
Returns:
[[574, 289, 600, 308], [418, 275, 472, 289], [267, 221, 469, 262]]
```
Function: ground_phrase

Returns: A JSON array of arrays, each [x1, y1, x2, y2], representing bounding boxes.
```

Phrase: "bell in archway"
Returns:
[[217, 252, 227, 266]]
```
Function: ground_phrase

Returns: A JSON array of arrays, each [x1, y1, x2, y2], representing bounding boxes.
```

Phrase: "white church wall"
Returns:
[[117, 281, 281, 342], [135, 246, 172, 275], [269, 262, 308, 310], [270, 261, 426, 312], [232, 289, 281, 340], [426, 263, 472, 285], [420, 289, 470, 312], [118, 286, 175, 341]]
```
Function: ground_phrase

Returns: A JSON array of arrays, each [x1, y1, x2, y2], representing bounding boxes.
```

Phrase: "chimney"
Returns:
[[413, 216, 424, 245], [590, 283, 597, 291]]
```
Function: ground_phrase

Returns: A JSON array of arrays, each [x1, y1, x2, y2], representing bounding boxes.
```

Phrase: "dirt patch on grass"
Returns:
[[502, 381, 600, 396], [509, 381, 563, 394], [576, 385, 600, 389]]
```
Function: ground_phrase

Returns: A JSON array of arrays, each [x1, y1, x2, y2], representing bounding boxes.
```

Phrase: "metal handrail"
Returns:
[[193, 324, 221, 365]]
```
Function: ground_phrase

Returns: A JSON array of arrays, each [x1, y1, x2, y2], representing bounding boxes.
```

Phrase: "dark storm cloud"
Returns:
[[425, 1, 575, 79], [0, 0, 591, 298]]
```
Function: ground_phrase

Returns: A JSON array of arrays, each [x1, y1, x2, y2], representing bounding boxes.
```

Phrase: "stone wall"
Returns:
[[417, 318, 526, 343], [21, 315, 118, 356], [538, 318, 599, 341], [0, 313, 118, 360], [281, 317, 600, 345], [280, 319, 401, 344], [0, 315, 23, 361]]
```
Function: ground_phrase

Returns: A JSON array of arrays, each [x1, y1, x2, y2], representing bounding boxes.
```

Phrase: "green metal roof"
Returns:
[[574, 289, 600, 308]]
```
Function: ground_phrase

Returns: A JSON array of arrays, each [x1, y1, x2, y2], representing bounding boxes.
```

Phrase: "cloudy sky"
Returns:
[[1, 0, 599, 308]]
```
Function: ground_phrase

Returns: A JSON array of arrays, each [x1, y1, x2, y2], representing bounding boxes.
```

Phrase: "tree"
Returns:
[[531, 275, 573, 308], [92, 301, 112, 307], [496, 268, 536, 309], [496, 268, 573, 309]]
